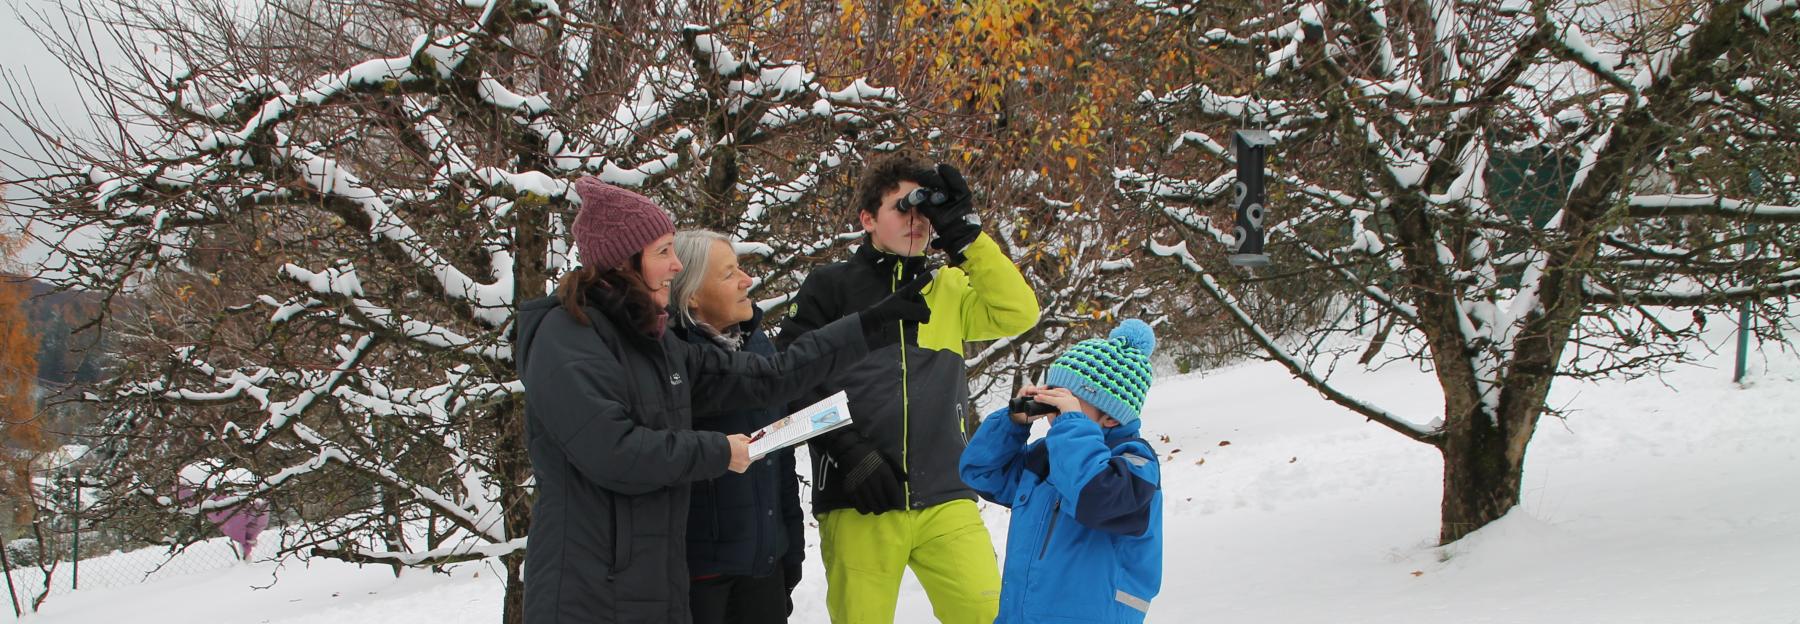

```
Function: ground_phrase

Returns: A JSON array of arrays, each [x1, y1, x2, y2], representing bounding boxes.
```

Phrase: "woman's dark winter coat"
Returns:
[[512, 288, 868, 624], [669, 306, 807, 583]]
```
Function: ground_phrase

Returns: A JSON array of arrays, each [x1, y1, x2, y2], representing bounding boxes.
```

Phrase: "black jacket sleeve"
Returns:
[[679, 312, 871, 417], [532, 355, 733, 495], [768, 266, 877, 462], [774, 271, 840, 350]]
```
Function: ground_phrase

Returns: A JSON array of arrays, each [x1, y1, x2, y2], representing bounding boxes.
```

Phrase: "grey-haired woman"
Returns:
[[668, 230, 805, 623]]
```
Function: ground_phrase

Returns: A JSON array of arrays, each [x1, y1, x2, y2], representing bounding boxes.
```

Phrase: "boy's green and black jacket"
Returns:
[[776, 232, 1039, 515]]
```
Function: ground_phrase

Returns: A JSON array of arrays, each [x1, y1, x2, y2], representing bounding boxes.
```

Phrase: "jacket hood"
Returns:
[[514, 286, 665, 376], [511, 295, 563, 377]]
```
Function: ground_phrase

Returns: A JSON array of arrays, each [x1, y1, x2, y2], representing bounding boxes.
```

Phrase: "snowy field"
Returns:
[[8, 321, 1799, 623]]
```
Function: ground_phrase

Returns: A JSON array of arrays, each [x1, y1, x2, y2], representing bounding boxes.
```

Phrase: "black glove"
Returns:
[[782, 557, 802, 604], [914, 164, 982, 261], [857, 271, 934, 343], [837, 441, 904, 514]]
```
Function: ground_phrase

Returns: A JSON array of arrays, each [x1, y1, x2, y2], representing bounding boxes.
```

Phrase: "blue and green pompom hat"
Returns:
[[1045, 319, 1157, 424]]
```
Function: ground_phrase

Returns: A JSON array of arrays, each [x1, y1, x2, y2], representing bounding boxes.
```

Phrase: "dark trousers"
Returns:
[[689, 567, 790, 624]]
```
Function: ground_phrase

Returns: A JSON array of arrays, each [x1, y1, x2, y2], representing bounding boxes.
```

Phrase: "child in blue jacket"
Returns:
[[959, 319, 1162, 623]]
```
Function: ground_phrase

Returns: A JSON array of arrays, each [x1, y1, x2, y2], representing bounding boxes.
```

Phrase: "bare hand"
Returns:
[[1012, 385, 1050, 425], [1033, 387, 1085, 419], [727, 434, 753, 473]]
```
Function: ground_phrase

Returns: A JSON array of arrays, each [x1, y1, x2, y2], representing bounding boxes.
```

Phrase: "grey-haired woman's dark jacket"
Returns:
[[513, 288, 868, 624], [669, 306, 806, 582]]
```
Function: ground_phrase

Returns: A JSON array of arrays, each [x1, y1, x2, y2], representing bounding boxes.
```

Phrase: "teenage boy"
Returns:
[[776, 153, 1040, 623]]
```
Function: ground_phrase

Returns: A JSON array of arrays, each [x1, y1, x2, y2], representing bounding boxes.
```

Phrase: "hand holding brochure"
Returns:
[[749, 391, 853, 460]]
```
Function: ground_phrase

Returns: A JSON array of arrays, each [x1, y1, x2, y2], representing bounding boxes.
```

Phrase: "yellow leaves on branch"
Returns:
[[825, 0, 1221, 183]]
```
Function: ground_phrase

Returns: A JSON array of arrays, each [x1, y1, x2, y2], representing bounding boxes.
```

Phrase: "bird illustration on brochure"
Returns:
[[748, 391, 853, 459]]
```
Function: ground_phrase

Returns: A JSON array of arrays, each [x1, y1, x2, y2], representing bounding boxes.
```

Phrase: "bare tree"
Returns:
[[1, 0, 902, 620], [1124, 0, 1800, 542]]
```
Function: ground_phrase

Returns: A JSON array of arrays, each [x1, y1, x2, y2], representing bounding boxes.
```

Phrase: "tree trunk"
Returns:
[[502, 552, 526, 624], [383, 486, 404, 577], [1437, 409, 1524, 544], [698, 147, 739, 230], [496, 398, 533, 624], [1432, 222, 1585, 545], [1432, 349, 1551, 545], [501, 174, 550, 624]]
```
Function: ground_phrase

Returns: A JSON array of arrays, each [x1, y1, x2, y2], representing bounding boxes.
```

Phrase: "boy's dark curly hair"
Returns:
[[852, 152, 933, 218]]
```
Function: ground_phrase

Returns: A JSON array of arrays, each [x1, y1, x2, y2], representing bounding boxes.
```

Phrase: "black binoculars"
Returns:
[[1008, 397, 1060, 417], [897, 186, 950, 213]]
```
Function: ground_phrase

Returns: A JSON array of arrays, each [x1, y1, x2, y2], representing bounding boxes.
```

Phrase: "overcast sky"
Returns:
[[2, 0, 124, 273], [1, 0, 88, 152]]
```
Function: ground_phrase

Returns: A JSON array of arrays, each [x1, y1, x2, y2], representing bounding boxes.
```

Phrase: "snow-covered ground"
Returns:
[[9, 322, 1799, 623]]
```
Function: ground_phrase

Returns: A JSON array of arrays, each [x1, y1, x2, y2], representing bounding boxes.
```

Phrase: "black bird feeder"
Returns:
[[1229, 129, 1274, 268]]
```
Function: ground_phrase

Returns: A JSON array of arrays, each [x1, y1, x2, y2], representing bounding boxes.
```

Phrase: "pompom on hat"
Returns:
[[572, 176, 675, 272], [1044, 319, 1157, 424]]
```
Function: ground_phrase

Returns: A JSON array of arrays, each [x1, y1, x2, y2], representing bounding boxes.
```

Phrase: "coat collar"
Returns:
[[1104, 419, 1144, 442], [853, 236, 934, 282], [671, 305, 765, 349]]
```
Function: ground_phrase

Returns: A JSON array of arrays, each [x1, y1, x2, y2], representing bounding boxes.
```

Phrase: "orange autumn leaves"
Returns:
[[0, 230, 45, 527]]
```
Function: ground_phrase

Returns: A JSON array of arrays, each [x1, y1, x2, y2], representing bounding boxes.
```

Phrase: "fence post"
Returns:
[[1734, 222, 1754, 384], [1736, 174, 1764, 384], [70, 481, 80, 590], [1734, 302, 1752, 383]]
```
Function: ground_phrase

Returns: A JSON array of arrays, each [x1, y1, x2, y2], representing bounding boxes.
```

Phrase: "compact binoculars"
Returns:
[[1008, 397, 1060, 417], [897, 186, 950, 213]]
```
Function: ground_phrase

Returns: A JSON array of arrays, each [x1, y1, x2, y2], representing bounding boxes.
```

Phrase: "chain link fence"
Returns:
[[2, 512, 256, 618]]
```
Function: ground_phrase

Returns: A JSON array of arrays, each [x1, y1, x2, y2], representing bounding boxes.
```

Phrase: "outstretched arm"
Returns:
[[681, 312, 870, 415], [774, 270, 838, 350]]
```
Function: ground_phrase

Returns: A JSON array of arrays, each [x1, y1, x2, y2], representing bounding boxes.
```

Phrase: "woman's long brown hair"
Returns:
[[554, 253, 662, 334]]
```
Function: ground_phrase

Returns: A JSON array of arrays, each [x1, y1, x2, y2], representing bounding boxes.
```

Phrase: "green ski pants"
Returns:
[[819, 499, 1002, 623]]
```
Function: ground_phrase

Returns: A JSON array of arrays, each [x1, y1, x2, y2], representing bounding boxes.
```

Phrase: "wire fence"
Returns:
[[1, 522, 252, 618]]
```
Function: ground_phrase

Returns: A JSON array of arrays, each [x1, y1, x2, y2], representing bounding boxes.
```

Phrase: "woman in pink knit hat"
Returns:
[[511, 177, 933, 624]]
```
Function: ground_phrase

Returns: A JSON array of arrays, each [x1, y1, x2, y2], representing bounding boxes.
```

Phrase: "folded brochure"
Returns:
[[749, 391, 852, 459]]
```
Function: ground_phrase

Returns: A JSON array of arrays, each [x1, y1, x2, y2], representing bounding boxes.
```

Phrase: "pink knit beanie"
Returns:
[[572, 176, 675, 272]]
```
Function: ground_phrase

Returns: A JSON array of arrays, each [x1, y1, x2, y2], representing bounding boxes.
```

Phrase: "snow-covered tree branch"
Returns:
[[5, 1, 906, 620], [1124, 0, 1800, 543]]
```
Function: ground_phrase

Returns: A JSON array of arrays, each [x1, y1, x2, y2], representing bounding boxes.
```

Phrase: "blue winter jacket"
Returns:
[[959, 408, 1163, 623]]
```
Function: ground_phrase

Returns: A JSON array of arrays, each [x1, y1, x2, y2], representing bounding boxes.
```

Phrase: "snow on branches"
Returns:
[[1123, 0, 1800, 540], [16, 0, 904, 572]]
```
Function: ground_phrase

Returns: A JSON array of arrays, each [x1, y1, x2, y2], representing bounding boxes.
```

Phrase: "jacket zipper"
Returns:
[[895, 261, 913, 509], [1038, 499, 1061, 560]]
